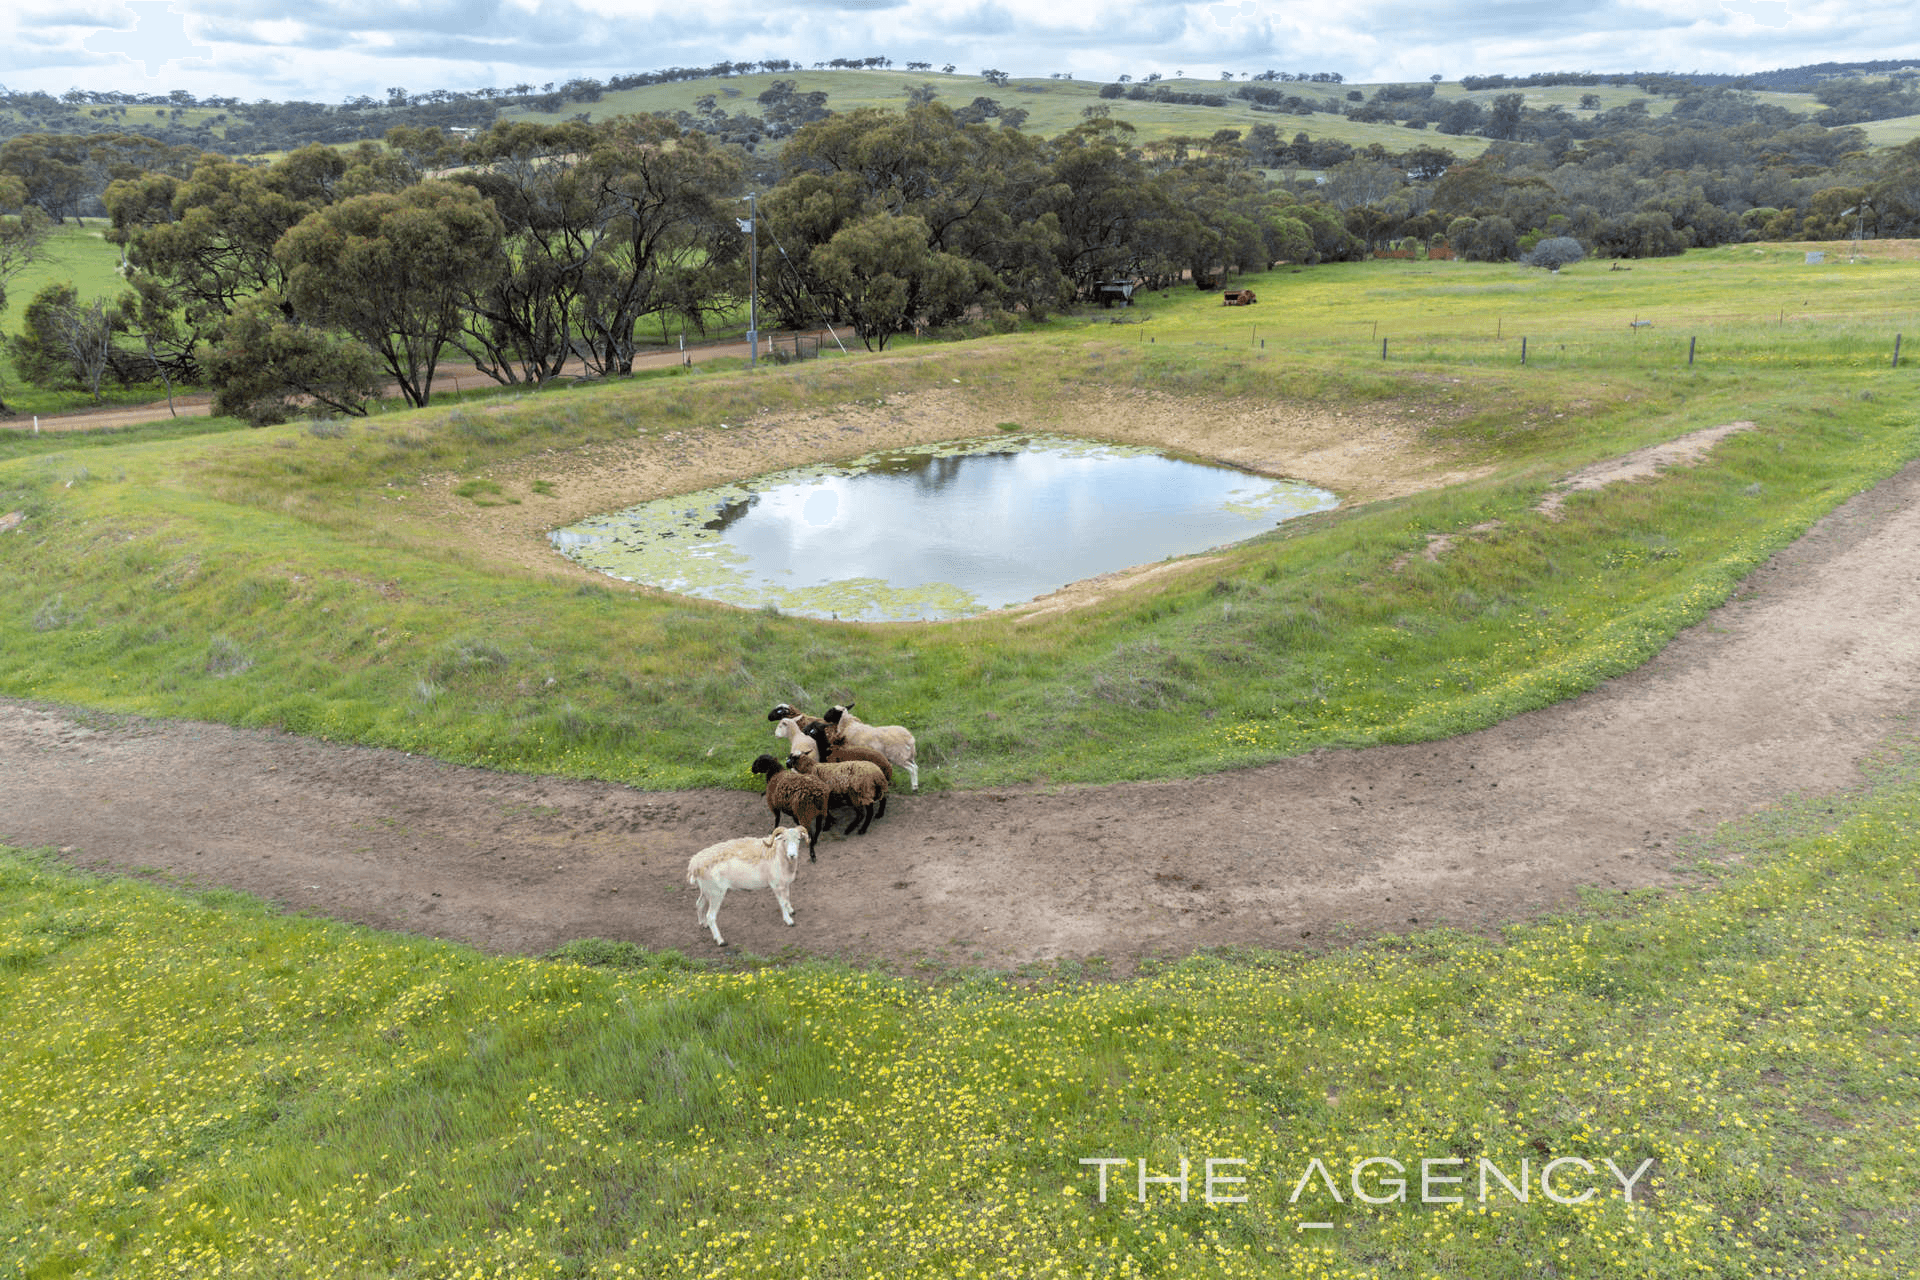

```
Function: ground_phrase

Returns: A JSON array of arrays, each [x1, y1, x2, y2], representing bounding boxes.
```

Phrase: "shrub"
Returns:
[[200, 297, 382, 427], [1524, 236, 1585, 270]]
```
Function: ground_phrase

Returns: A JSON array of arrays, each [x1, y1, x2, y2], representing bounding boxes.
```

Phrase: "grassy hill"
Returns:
[[1860, 112, 1920, 147], [4, 244, 1920, 1279], [500, 68, 1501, 155]]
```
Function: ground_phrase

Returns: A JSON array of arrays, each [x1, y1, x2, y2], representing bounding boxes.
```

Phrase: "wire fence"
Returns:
[[1119, 310, 1917, 374]]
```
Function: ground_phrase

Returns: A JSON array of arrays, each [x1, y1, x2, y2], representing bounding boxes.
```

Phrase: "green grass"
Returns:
[[0, 222, 174, 419], [4, 230, 1918, 1280], [3, 732, 1916, 1277], [2, 248, 1917, 792], [1859, 112, 1920, 147]]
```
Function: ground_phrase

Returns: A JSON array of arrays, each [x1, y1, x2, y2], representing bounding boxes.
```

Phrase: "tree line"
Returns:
[[0, 104, 1362, 419], [5, 70, 1919, 419]]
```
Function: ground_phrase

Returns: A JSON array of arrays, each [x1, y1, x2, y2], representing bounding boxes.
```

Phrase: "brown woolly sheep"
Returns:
[[750, 753, 831, 861], [786, 752, 888, 836]]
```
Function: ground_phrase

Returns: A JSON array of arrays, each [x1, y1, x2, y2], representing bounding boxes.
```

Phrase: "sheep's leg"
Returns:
[[806, 817, 821, 862], [774, 881, 795, 926], [905, 760, 919, 791], [702, 884, 728, 946], [874, 790, 888, 821], [854, 801, 875, 835]]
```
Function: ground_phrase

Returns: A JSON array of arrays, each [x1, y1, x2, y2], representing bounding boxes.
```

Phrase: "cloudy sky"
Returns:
[[4, 0, 1917, 103]]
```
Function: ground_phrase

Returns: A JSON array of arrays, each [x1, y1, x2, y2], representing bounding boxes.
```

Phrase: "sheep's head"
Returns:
[[824, 704, 850, 725], [767, 704, 802, 723], [786, 752, 817, 773], [750, 753, 784, 779], [774, 826, 804, 862]]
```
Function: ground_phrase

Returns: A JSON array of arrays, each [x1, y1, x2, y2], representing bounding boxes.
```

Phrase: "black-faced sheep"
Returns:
[[686, 826, 806, 946], [750, 753, 831, 861], [823, 702, 919, 791], [785, 752, 888, 836], [776, 717, 896, 789], [767, 703, 827, 735]]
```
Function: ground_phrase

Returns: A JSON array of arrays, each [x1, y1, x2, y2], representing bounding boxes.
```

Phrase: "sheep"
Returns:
[[750, 753, 832, 861], [823, 701, 919, 791], [767, 703, 827, 735], [772, 714, 831, 764], [777, 717, 896, 788], [785, 751, 888, 835], [686, 826, 806, 946]]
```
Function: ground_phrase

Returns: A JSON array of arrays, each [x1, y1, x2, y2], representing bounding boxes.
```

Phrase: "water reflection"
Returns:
[[550, 434, 1338, 621]]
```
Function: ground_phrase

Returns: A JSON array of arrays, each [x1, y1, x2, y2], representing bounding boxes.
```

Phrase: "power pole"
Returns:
[[745, 193, 758, 369]]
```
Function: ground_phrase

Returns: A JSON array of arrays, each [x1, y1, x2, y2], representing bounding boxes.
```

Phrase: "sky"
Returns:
[[3, 0, 1918, 104]]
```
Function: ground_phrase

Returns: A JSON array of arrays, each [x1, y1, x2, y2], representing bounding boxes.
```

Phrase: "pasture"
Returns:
[[2, 245, 1919, 1276], [0, 222, 163, 419], [500, 68, 1500, 156], [4, 246, 1916, 788]]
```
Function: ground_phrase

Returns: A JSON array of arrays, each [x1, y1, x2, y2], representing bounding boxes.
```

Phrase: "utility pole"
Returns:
[[742, 193, 759, 369]]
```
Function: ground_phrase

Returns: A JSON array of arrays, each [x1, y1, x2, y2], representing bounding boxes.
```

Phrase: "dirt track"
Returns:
[[0, 336, 785, 435], [4, 454, 1918, 971]]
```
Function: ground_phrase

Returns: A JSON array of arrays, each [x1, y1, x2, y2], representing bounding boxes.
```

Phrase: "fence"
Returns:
[[1121, 310, 1915, 374], [764, 332, 824, 364]]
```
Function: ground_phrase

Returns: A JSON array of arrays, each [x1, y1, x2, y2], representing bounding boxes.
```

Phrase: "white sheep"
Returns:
[[823, 701, 919, 791], [772, 714, 818, 761], [686, 826, 807, 946], [775, 715, 896, 783]]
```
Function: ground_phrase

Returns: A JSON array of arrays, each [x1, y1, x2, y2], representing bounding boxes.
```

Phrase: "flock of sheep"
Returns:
[[684, 701, 919, 946]]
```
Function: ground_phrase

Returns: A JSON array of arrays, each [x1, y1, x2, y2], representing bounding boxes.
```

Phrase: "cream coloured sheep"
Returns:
[[686, 826, 807, 946], [823, 702, 919, 791], [772, 714, 822, 762]]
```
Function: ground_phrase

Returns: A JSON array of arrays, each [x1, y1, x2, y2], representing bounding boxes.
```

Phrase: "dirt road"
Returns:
[[2, 334, 809, 435]]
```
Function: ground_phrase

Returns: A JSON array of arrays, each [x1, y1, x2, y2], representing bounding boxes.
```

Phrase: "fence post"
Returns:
[[1688, 336, 1696, 366], [1381, 337, 1388, 360], [1521, 336, 1527, 365], [1896, 334, 1903, 369]]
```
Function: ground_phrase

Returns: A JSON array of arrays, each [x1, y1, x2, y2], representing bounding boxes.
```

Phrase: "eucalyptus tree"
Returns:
[[0, 175, 49, 313], [450, 119, 605, 385], [1044, 116, 1156, 294], [809, 212, 979, 349], [277, 180, 506, 406], [103, 145, 369, 380], [570, 115, 745, 376], [761, 103, 1065, 329]]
